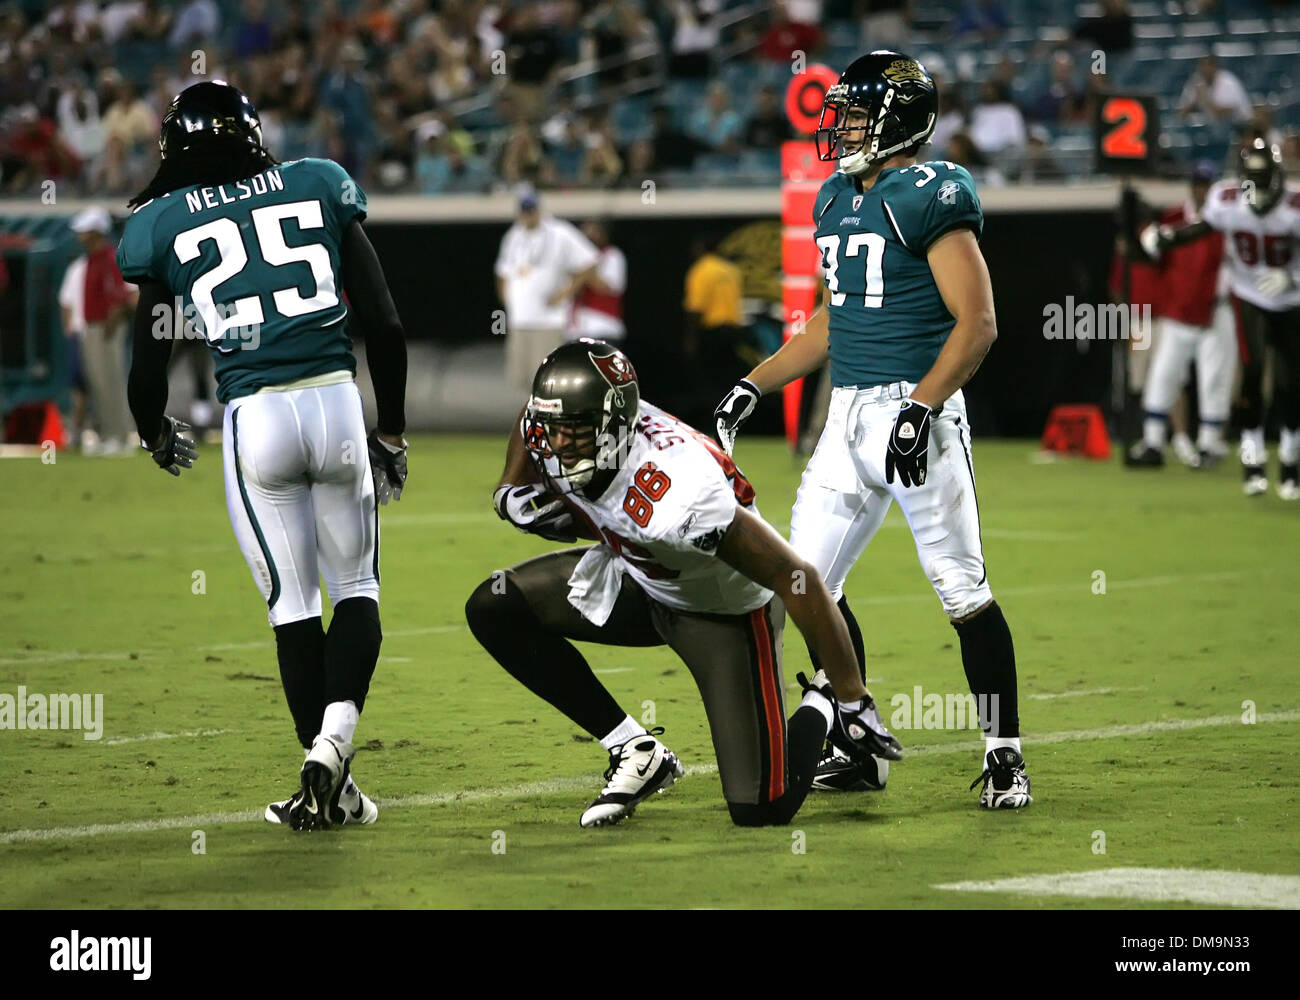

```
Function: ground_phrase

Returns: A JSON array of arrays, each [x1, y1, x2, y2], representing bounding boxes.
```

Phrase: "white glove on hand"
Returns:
[[714, 379, 761, 457], [1255, 267, 1292, 299], [493, 484, 565, 532]]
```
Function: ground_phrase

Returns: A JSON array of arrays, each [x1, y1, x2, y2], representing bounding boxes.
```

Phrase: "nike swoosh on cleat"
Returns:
[[636, 759, 653, 777], [350, 799, 365, 821]]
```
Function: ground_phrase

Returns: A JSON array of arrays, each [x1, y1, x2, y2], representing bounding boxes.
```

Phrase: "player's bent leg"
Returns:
[[464, 549, 682, 826]]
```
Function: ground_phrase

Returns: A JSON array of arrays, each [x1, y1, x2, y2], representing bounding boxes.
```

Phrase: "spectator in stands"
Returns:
[[504, 4, 564, 122], [499, 105, 548, 185], [580, 111, 624, 188], [860, 0, 912, 51], [570, 219, 628, 343], [928, 69, 966, 158], [320, 38, 376, 181], [100, 74, 156, 194], [759, 1, 825, 64], [495, 188, 600, 393], [234, 0, 274, 59], [546, 113, 587, 187], [67, 207, 136, 454], [969, 79, 1026, 157], [1019, 124, 1066, 182], [0, 108, 80, 192], [688, 82, 743, 155], [953, 0, 1008, 40], [1178, 55, 1252, 124], [56, 75, 103, 176], [168, 0, 220, 47], [649, 104, 707, 170], [1027, 50, 1087, 124], [125, 0, 173, 41], [745, 84, 792, 149], [1072, 0, 1133, 53], [670, 0, 722, 78]]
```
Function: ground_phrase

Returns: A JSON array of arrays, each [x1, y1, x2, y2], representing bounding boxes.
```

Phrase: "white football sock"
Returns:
[[1197, 421, 1225, 451], [600, 715, 646, 751], [320, 700, 358, 745], [986, 736, 1022, 757], [1280, 428, 1300, 465], [1143, 415, 1167, 449], [1241, 428, 1266, 463]]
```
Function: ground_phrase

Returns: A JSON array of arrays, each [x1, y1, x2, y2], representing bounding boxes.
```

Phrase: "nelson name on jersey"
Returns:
[[181, 167, 286, 214], [814, 159, 983, 388]]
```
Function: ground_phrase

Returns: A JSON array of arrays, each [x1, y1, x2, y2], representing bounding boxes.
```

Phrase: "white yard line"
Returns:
[[935, 868, 1300, 909], [102, 728, 234, 746], [3, 709, 1294, 846], [1026, 686, 1140, 701]]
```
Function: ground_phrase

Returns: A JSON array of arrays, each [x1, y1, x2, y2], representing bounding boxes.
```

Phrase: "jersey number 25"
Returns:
[[172, 199, 339, 349]]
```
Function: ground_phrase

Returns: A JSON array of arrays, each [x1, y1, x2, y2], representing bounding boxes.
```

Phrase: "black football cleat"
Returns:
[[1125, 445, 1164, 468], [811, 742, 889, 792]]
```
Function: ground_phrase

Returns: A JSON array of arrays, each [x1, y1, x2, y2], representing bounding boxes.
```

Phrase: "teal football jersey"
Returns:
[[813, 160, 983, 388], [117, 158, 367, 403]]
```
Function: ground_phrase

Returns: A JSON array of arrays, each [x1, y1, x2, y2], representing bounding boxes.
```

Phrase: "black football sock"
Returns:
[[323, 597, 381, 714], [274, 616, 326, 749], [806, 594, 868, 686], [952, 600, 1020, 739], [727, 705, 828, 827], [464, 575, 627, 739]]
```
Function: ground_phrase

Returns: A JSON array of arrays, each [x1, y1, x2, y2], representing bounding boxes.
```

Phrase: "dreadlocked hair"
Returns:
[[128, 136, 279, 210]]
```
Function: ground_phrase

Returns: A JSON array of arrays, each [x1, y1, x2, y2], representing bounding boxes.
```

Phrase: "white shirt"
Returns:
[[570, 245, 627, 341], [59, 256, 87, 337], [496, 216, 599, 331], [969, 102, 1026, 154], [563, 401, 771, 624], [1201, 180, 1300, 310], [1180, 69, 1252, 123]]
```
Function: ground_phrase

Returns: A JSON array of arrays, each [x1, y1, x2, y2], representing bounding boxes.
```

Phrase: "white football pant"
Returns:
[[222, 379, 379, 627], [790, 384, 992, 621], [1141, 305, 1237, 440]]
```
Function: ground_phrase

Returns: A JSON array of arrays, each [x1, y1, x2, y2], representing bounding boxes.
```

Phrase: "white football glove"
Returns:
[[1255, 267, 1292, 299], [714, 379, 760, 456], [1138, 223, 1171, 260], [494, 484, 566, 531]]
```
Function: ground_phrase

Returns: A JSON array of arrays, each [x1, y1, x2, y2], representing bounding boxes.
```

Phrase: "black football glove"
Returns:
[[885, 399, 934, 488], [367, 430, 408, 505], [714, 378, 760, 456], [493, 484, 578, 543], [142, 415, 198, 477]]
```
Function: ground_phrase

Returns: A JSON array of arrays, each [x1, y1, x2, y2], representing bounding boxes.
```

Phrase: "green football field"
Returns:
[[1, 435, 1297, 909]]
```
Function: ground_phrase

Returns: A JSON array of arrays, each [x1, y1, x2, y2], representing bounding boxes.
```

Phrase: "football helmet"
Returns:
[[1241, 137, 1284, 215], [815, 51, 938, 175], [524, 339, 640, 499], [160, 80, 267, 160]]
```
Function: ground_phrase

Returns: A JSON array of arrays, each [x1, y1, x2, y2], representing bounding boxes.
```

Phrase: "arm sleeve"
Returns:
[[116, 213, 157, 284], [127, 279, 176, 444], [560, 222, 600, 272], [894, 163, 984, 252], [341, 218, 407, 435], [1200, 187, 1226, 230]]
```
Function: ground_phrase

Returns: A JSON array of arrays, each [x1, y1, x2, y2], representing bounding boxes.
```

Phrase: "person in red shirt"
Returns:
[[71, 207, 137, 452], [1128, 162, 1234, 467]]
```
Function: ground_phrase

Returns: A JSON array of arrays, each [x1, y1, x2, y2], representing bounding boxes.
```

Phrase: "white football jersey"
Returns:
[[1200, 179, 1300, 310], [562, 401, 772, 620]]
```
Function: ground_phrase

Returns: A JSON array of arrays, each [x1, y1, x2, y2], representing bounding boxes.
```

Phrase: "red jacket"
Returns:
[[1157, 202, 1224, 327], [83, 242, 132, 323]]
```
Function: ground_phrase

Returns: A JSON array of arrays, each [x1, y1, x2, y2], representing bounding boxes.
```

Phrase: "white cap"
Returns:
[[70, 207, 112, 234]]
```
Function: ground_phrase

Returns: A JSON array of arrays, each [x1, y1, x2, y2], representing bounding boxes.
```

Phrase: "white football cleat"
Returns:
[[1172, 433, 1200, 468], [337, 773, 378, 825], [1277, 464, 1299, 501], [580, 728, 684, 828], [289, 735, 354, 831], [267, 770, 376, 826], [970, 747, 1033, 809]]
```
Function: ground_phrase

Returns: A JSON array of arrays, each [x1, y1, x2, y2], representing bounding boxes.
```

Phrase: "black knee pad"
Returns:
[[323, 597, 381, 712]]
